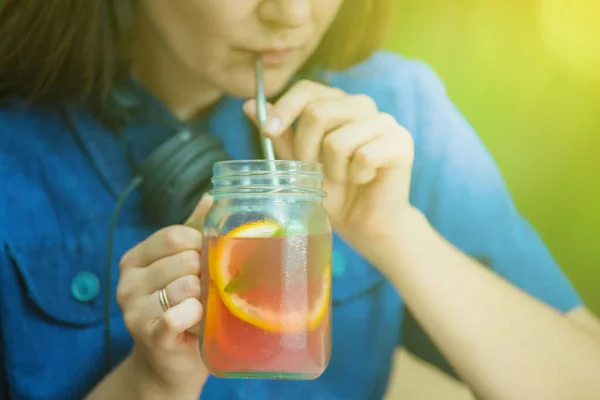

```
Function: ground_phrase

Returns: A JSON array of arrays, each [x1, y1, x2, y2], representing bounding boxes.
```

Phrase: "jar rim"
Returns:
[[210, 160, 326, 198], [212, 160, 323, 176]]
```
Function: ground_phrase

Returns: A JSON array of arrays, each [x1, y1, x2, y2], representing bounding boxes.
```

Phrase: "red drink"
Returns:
[[200, 220, 332, 380]]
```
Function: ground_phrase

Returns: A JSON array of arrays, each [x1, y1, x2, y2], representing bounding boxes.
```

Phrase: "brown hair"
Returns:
[[0, 0, 397, 126]]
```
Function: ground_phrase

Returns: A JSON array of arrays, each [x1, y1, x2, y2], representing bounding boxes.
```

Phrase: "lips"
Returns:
[[256, 48, 297, 65]]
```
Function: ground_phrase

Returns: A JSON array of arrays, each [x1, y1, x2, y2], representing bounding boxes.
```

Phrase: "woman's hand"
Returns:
[[115, 196, 213, 397], [243, 80, 415, 266]]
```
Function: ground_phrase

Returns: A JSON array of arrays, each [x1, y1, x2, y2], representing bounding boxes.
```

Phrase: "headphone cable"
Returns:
[[104, 176, 143, 372]]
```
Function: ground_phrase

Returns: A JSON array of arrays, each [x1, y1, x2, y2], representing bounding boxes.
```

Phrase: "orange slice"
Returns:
[[211, 220, 331, 333]]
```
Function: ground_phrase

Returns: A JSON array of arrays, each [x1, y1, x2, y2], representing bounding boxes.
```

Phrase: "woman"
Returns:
[[0, 1, 599, 399]]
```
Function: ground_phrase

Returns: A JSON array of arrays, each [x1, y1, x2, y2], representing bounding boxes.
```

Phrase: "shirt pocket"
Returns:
[[5, 225, 149, 327], [2, 225, 153, 399]]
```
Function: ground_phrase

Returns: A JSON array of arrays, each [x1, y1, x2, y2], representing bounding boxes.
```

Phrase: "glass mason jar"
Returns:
[[199, 160, 332, 380]]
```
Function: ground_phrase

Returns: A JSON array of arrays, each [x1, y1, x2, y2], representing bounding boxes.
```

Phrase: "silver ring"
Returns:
[[158, 288, 171, 312]]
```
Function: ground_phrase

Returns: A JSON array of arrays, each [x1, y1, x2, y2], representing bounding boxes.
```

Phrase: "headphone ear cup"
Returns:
[[137, 130, 194, 200], [136, 130, 230, 226], [161, 135, 229, 224]]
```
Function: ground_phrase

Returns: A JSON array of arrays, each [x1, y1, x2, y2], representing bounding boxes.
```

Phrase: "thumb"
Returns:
[[243, 100, 295, 160], [184, 193, 214, 229]]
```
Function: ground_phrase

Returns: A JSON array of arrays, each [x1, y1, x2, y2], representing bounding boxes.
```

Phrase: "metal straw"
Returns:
[[254, 56, 276, 161]]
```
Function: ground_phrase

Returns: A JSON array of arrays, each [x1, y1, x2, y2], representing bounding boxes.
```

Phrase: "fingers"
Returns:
[[121, 192, 212, 272], [117, 194, 215, 357], [243, 100, 295, 160], [120, 225, 203, 270], [272, 130, 295, 160], [320, 112, 394, 181], [243, 90, 378, 163], [321, 114, 412, 185], [137, 274, 202, 323], [151, 297, 203, 348], [123, 274, 203, 347], [267, 80, 346, 137], [185, 193, 213, 228], [348, 128, 415, 185], [156, 274, 201, 316], [240, 79, 414, 187], [294, 95, 378, 163], [242, 80, 345, 139], [144, 250, 201, 294]]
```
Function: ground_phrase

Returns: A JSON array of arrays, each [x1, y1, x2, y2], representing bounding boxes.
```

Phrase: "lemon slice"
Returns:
[[225, 219, 283, 238], [211, 220, 330, 332]]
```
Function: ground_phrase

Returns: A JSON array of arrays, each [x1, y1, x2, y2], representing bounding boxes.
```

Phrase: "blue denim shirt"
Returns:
[[0, 51, 582, 400]]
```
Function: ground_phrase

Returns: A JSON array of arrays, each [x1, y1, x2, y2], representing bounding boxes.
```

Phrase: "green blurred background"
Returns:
[[385, 0, 600, 314]]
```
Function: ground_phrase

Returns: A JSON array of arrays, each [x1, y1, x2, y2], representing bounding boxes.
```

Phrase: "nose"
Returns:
[[258, 0, 311, 28]]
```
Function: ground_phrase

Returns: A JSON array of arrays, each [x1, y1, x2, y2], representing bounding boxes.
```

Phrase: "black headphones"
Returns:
[[103, 126, 232, 371], [137, 128, 231, 225]]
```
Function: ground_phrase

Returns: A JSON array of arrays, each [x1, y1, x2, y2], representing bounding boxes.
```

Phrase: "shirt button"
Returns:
[[332, 250, 346, 278], [71, 271, 100, 303]]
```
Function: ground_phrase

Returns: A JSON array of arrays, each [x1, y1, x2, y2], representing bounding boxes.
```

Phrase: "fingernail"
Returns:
[[244, 100, 256, 115], [264, 117, 281, 135]]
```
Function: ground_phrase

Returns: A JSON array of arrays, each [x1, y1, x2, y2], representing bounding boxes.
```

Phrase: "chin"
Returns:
[[264, 78, 291, 99]]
